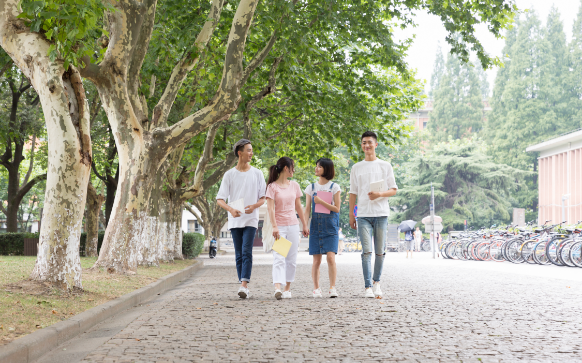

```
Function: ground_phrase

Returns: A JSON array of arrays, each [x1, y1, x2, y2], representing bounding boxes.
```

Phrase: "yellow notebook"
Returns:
[[272, 237, 292, 257]]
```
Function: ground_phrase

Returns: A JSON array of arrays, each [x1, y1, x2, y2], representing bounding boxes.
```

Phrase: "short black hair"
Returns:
[[234, 139, 252, 158], [316, 158, 335, 180], [361, 131, 378, 141]]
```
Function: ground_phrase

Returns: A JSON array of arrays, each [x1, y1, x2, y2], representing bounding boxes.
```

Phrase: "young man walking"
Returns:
[[349, 131, 398, 298], [217, 139, 266, 299]]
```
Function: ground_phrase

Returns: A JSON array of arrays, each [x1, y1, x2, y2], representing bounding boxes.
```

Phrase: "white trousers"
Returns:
[[272, 224, 300, 286]]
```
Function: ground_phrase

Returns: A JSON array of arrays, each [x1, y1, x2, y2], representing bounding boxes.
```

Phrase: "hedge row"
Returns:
[[0, 232, 38, 255], [183, 232, 205, 259], [1, 231, 205, 259]]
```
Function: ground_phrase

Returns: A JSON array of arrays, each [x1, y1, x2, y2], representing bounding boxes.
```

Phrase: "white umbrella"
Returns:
[[421, 215, 442, 224]]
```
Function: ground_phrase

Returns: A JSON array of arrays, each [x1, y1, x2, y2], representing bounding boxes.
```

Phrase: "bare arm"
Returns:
[[216, 199, 241, 218], [368, 188, 397, 201], [245, 196, 265, 214], [295, 198, 309, 236], [267, 198, 279, 239], [349, 193, 357, 230], [304, 196, 311, 221]]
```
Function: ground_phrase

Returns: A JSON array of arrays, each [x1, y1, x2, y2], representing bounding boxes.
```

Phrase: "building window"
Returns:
[[423, 121, 427, 129], [188, 220, 200, 233]]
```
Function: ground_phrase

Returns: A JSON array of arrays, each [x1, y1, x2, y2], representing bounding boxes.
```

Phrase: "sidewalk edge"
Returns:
[[0, 259, 203, 363]]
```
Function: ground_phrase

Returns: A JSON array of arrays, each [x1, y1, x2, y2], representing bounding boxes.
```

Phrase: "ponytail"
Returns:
[[266, 156, 295, 189]]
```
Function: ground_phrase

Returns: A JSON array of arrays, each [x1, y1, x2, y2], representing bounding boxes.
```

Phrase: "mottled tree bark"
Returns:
[[0, 0, 92, 289], [85, 182, 104, 257], [82, 0, 260, 274]]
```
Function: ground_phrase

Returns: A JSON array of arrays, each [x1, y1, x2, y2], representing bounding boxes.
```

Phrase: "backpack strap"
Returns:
[[330, 182, 335, 192]]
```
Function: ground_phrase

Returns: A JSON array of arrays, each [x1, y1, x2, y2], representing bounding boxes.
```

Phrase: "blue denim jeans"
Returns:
[[357, 217, 388, 288], [230, 227, 256, 282]]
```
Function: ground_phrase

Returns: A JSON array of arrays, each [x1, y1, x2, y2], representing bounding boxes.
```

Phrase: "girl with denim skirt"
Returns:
[[304, 158, 341, 298]]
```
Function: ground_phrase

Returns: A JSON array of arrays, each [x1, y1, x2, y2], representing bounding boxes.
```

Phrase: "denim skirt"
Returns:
[[309, 211, 340, 255]]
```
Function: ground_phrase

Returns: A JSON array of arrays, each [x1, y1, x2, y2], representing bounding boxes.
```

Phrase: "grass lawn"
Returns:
[[0, 256, 195, 346]]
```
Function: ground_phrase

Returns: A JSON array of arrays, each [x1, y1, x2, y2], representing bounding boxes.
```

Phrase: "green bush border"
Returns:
[[182, 232, 204, 259]]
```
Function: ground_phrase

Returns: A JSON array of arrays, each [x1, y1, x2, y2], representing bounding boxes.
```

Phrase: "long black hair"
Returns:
[[267, 157, 295, 187]]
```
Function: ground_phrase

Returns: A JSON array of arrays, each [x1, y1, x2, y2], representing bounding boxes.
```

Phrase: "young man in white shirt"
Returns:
[[217, 139, 266, 299], [349, 131, 398, 298]]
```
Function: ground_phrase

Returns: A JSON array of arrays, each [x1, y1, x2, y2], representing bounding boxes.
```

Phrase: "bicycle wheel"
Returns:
[[546, 237, 564, 266], [506, 239, 524, 263], [489, 240, 505, 262], [476, 242, 491, 261], [520, 240, 537, 264], [568, 241, 582, 267], [533, 241, 550, 265], [558, 240, 576, 267]]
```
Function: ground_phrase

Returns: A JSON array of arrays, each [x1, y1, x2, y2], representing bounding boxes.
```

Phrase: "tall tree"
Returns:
[[0, 63, 46, 232], [390, 139, 529, 231], [428, 49, 484, 142], [0, 0, 100, 288], [567, 0, 582, 127], [429, 45, 445, 98], [1, 0, 518, 282]]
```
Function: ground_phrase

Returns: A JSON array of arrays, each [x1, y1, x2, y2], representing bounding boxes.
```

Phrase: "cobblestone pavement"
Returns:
[[80, 251, 582, 362]]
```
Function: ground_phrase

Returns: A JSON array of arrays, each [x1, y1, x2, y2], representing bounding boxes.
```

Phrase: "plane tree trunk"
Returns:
[[85, 182, 104, 257], [81, 0, 262, 274], [0, 0, 92, 289]]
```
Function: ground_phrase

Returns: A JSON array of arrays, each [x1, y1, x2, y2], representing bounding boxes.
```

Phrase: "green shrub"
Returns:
[[0, 232, 39, 255], [79, 231, 106, 256], [182, 232, 205, 259]]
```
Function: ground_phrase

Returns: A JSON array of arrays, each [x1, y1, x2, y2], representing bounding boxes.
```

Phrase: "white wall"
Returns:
[[182, 207, 204, 235]]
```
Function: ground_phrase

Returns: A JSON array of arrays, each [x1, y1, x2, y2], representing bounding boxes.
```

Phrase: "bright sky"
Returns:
[[393, 0, 581, 96]]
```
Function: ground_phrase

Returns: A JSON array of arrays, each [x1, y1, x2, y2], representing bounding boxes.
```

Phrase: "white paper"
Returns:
[[369, 180, 385, 193], [228, 198, 245, 216]]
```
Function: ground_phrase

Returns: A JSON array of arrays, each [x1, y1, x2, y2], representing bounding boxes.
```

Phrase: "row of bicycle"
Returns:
[[439, 222, 582, 267]]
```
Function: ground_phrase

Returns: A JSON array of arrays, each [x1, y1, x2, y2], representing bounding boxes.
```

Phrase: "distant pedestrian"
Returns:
[[414, 227, 422, 252], [304, 158, 341, 298], [349, 131, 398, 298], [216, 139, 266, 299], [266, 157, 310, 300], [405, 230, 414, 258]]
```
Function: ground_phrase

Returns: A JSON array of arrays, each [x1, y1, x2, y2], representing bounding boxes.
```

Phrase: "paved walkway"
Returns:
[[40, 251, 582, 362]]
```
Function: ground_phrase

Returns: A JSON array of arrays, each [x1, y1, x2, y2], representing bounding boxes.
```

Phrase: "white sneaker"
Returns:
[[274, 289, 282, 300], [373, 282, 382, 298], [329, 287, 338, 298], [313, 288, 323, 298], [282, 291, 292, 299], [364, 288, 375, 298], [238, 286, 250, 299]]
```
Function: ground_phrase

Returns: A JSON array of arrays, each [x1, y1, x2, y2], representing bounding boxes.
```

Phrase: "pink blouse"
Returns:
[[265, 181, 302, 226]]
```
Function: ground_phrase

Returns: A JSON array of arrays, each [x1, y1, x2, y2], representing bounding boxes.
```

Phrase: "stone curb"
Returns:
[[0, 259, 203, 363]]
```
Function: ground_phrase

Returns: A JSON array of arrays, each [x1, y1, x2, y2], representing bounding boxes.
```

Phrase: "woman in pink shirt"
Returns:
[[266, 157, 309, 300]]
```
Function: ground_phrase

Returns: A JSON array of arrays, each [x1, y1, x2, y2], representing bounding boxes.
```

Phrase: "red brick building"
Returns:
[[526, 129, 582, 225]]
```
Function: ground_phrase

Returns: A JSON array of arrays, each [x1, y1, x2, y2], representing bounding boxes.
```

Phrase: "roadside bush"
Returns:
[[182, 232, 204, 258], [0, 232, 39, 255], [79, 231, 106, 256]]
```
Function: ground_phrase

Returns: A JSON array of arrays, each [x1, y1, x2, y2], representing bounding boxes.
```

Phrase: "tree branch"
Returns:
[[243, 56, 282, 139], [91, 161, 107, 183], [14, 173, 46, 205], [240, 30, 277, 87], [201, 152, 237, 192], [185, 203, 203, 223], [21, 133, 36, 187], [0, 58, 12, 79], [154, 0, 260, 155], [150, 0, 225, 129]]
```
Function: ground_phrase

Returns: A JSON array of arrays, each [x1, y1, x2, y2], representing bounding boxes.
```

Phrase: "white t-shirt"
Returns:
[[304, 181, 341, 206], [216, 166, 266, 229], [349, 158, 398, 217]]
